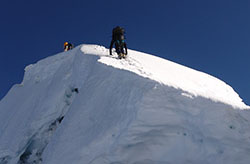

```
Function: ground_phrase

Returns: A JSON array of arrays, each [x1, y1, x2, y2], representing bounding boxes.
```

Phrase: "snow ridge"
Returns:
[[81, 44, 249, 109], [0, 44, 249, 164]]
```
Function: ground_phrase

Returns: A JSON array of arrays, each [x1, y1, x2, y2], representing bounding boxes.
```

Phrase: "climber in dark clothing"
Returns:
[[64, 42, 74, 51], [109, 26, 128, 59]]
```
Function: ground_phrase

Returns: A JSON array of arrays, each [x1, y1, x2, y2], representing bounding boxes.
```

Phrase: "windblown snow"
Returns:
[[0, 44, 249, 164]]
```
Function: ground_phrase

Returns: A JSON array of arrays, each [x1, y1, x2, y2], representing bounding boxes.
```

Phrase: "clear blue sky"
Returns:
[[0, 0, 249, 105]]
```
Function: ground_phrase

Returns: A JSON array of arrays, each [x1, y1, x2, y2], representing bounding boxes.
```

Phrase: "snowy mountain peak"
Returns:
[[80, 44, 249, 109], [0, 44, 250, 164]]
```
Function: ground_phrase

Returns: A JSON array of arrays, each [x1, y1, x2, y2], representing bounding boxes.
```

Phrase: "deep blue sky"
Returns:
[[0, 0, 249, 105]]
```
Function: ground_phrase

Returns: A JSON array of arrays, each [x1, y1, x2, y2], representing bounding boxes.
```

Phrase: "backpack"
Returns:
[[112, 26, 125, 41]]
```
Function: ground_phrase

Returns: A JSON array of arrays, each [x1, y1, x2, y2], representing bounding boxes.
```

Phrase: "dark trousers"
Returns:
[[115, 41, 125, 54]]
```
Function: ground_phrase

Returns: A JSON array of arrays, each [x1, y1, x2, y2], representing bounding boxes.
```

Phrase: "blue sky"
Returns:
[[0, 0, 249, 105]]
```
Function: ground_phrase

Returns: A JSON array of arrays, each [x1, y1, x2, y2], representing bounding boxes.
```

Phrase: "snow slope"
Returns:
[[82, 45, 248, 109], [0, 44, 249, 164]]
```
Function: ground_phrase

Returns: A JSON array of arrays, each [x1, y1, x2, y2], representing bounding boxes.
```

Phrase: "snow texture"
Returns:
[[0, 44, 249, 164]]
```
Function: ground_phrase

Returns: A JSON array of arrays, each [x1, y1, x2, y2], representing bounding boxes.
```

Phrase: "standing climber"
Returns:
[[109, 26, 128, 59], [64, 42, 74, 51]]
